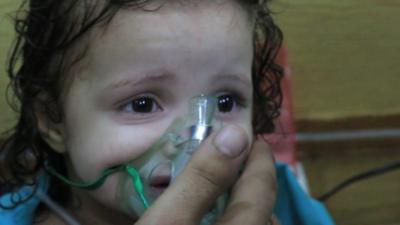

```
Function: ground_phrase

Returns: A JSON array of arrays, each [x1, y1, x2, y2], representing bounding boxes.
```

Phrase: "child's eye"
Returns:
[[217, 94, 239, 113], [121, 96, 161, 113]]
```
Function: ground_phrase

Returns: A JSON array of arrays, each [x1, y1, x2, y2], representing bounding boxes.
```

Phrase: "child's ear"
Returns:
[[39, 124, 65, 154], [35, 100, 66, 154]]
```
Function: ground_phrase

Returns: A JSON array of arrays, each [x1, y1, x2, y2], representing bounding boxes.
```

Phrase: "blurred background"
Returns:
[[1, 0, 399, 224]]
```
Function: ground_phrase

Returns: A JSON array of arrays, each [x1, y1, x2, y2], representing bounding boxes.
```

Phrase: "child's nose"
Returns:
[[160, 124, 190, 157], [161, 135, 181, 158]]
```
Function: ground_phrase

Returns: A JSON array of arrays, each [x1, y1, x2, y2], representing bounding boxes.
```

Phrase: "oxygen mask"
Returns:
[[117, 95, 228, 224]]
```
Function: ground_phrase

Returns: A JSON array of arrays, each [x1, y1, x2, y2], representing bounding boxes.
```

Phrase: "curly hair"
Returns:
[[0, 0, 283, 209]]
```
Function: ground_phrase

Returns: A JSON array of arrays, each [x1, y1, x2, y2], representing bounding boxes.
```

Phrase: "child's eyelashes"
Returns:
[[216, 92, 248, 115], [217, 94, 237, 113], [115, 91, 248, 122], [120, 96, 162, 114]]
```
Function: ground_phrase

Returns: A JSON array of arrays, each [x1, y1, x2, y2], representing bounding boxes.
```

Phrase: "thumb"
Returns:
[[136, 125, 250, 225]]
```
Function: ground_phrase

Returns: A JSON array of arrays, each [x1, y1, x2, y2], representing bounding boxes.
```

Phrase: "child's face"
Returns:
[[57, 0, 253, 220]]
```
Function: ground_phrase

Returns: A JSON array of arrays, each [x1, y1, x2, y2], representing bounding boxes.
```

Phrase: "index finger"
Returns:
[[216, 140, 277, 225]]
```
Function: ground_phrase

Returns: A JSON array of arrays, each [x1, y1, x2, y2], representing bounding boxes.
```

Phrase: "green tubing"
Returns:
[[46, 164, 150, 209], [124, 165, 149, 209], [46, 164, 125, 190]]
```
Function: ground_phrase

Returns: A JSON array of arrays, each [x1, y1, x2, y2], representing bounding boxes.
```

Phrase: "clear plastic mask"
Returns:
[[117, 95, 228, 225]]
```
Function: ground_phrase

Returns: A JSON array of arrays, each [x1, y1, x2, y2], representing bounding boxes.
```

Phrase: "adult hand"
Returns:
[[135, 125, 277, 225]]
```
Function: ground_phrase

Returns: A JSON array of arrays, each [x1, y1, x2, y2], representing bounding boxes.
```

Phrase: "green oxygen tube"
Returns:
[[45, 164, 149, 208]]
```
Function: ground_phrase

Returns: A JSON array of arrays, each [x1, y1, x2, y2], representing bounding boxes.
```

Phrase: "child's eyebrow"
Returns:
[[104, 73, 251, 92], [106, 73, 177, 90], [211, 74, 252, 88]]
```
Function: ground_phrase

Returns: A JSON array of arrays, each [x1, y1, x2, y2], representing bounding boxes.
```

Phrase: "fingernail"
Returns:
[[214, 125, 249, 158]]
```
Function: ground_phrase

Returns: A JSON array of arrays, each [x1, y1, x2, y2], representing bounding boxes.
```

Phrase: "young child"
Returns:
[[0, 0, 283, 224]]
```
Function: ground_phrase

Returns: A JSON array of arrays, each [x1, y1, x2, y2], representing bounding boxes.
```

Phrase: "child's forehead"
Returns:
[[67, 0, 254, 85], [95, 0, 252, 47]]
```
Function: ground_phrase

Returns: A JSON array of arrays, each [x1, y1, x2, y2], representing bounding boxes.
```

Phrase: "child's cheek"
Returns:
[[66, 122, 171, 181], [91, 174, 129, 213]]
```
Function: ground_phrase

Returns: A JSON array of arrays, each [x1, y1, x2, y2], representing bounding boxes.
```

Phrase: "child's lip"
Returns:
[[149, 175, 171, 193], [149, 164, 171, 194]]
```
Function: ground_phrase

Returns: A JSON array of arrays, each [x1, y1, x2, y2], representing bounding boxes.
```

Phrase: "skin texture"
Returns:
[[36, 1, 277, 224]]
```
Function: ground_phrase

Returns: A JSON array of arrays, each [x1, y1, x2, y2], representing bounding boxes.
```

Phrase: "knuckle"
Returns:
[[190, 163, 222, 192], [254, 139, 269, 149], [242, 168, 278, 196], [267, 174, 278, 200], [261, 169, 278, 194]]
